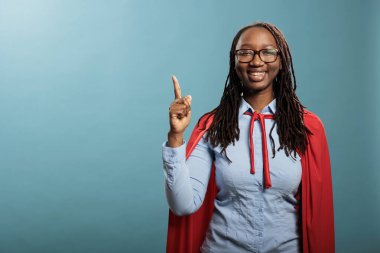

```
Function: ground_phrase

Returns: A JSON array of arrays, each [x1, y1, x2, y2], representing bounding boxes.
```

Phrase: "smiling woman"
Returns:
[[235, 27, 281, 96], [162, 22, 334, 253]]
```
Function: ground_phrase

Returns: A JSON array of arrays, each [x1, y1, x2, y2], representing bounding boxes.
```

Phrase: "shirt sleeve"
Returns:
[[162, 136, 214, 216]]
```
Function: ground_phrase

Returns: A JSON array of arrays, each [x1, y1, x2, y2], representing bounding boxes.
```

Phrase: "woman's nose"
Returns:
[[250, 53, 264, 66]]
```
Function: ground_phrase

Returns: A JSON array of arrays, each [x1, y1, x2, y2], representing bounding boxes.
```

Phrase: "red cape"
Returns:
[[166, 111, 335, 253]]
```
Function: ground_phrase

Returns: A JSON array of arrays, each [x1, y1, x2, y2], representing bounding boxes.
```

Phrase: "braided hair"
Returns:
[[202, 22, 310, 159]]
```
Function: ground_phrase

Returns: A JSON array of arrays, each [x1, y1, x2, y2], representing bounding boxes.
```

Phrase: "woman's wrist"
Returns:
[[168, 131, 184, 148]]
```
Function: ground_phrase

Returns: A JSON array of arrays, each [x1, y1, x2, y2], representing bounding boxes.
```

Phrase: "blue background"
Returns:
[[0, 0, 379, 252]]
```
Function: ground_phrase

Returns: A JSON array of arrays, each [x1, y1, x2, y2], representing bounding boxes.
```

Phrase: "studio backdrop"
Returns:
[[0, 0, 379, 252]]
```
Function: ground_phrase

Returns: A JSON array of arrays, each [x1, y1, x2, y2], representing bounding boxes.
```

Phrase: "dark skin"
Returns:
[[167, 75, 192, 147], [168, 27, 281, 147], [235, 27, 281, 112]]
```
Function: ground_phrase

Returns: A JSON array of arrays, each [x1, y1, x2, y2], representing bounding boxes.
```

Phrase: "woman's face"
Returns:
[[235, 27, 281, 95]]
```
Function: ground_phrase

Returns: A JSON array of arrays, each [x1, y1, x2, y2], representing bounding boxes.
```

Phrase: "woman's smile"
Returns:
[[247, 70, 267, 82]]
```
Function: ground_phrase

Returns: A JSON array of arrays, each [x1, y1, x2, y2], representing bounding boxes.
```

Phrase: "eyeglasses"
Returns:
[[235, 49, 280, 63]]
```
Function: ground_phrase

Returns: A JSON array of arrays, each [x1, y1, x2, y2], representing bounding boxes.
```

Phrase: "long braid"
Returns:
[[201, 22, 310, 159]]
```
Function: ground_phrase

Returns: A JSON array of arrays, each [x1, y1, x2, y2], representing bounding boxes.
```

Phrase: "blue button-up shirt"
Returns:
[[162, 99, 302, 253]]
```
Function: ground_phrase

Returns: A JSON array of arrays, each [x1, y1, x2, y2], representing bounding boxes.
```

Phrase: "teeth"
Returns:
[[249, 72, 265, 76]]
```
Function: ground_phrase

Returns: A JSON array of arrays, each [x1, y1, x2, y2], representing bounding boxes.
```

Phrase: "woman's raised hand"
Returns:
[[168, 75, 192, 147]]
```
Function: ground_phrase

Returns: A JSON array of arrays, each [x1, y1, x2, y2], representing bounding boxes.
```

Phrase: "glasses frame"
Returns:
[[235, 49, 280, 63]]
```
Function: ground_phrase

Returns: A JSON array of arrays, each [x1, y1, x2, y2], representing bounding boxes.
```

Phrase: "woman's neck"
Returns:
[[243, 92, 274, 113]]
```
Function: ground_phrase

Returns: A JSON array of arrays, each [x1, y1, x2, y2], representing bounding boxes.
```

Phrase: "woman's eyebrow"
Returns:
[[238, 43, 277, 48]]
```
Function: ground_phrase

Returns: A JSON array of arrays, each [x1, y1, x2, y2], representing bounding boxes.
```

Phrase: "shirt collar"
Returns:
[[239, 98, 277, 116]]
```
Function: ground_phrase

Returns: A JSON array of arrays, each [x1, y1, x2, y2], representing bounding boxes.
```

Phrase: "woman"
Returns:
[[162, 22, 334, 253]]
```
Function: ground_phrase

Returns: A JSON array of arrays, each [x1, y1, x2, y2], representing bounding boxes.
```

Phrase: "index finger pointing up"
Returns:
[[172, 75, 182, 99]]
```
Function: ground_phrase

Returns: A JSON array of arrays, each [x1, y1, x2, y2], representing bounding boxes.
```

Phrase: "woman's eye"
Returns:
[[240, 51, 251, 56], [262, 50, 276, 56]]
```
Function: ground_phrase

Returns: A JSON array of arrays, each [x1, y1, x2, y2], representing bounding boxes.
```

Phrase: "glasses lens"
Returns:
[[260, 49, 277, 63], [236, 50, 253, 63]]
